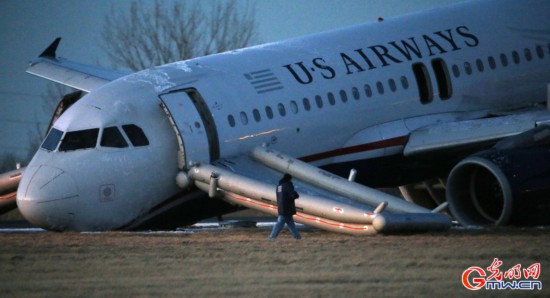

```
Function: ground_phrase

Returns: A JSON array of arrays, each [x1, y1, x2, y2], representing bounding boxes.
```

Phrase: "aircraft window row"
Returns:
[[122, 124, 150, 147], [59, 128, 99, 151], [40, 124, 149, 152], [101, 127, 128, 148], [41, 128, 64, 151], [226, 75, 411, 128], [452, 44, 549, 79]]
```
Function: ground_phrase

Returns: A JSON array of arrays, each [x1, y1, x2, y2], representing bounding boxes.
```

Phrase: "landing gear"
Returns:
[[399, 178, 447, 211]]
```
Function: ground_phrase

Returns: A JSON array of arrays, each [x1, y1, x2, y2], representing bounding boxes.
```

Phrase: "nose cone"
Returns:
[[17, 166, 79, 231]]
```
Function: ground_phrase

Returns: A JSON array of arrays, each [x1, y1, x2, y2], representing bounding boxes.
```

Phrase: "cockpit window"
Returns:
[[101, 127, 128, 148], [59, 128, 99, 151], [122, 124, 149, 147], [41, 128, 64, 151]]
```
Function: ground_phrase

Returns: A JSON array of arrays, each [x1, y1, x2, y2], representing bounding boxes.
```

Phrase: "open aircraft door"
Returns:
[[159, 89, 219, 170]]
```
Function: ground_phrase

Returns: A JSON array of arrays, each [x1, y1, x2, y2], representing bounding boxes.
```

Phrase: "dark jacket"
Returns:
[[276, 180, 299, 216]]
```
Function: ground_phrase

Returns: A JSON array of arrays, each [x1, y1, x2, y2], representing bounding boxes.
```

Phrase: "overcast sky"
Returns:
[[0, 0, 466, 164]]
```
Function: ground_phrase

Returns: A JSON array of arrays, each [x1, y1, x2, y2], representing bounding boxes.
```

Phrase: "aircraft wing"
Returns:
[[404, 108, 550, 156], [187, 147, 451, 235], [26, 38, 130, 92]]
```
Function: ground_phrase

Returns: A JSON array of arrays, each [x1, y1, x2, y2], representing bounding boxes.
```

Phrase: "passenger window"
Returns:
[[364, 84, 373, 97], [388, 79, 396, 92], [500, 53, 508, 66], [524, 48, 532, 62], [290, 101, 299, 114], [512, 51, 520, 64], [41, 128, 64, 151], [101, 127, 128, 148], [376, 82, 384, 95], [240, 112, 249, 125], [228, 115, 236, 127], [302, 98, 311, 111], [253, 109, 261, 122], [464, 62, 472, 75], [536, 45, 544, 59], [278, 103, 286, 116], [327, 92, 336, 105], [122, 124, 149, 147], [488, 56, 496, 69], [340, 90, 348, 102], [452, 65, 460, 78], [476, 59, 484, 72], [265, 106, 274, 119], [352, 87, 360, 100], [315, 95, 323, 108], [59, 128, 99, 151], [400, 76, 409, 89]]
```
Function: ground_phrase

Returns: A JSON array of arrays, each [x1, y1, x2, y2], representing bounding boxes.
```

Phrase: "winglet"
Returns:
[[39, 37, 62, 58]]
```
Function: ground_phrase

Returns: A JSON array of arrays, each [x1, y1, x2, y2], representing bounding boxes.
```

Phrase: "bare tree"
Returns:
[[101, 0, 258, 71]]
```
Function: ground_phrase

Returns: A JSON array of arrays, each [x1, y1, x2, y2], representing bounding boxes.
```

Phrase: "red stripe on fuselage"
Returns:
[[299, 135, 408, 162]]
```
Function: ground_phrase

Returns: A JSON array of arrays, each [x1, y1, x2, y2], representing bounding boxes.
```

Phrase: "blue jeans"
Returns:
[[269, 215, 301, 239]]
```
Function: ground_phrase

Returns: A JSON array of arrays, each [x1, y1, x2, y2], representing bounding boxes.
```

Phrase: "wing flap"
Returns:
[[404, 109, 550, 156]]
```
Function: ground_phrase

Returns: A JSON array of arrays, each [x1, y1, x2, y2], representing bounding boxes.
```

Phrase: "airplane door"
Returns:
[[159, 89, 219, 170]]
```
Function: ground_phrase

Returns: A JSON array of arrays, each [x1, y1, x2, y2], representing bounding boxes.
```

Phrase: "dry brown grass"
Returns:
[[1, 228, 549, 297]]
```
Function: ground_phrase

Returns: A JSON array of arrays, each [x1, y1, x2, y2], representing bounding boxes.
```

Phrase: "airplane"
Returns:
[[2, 0, 550, 234]]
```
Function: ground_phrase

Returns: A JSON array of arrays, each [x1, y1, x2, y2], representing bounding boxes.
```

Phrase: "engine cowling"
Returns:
[[446, 147, 550, 226]]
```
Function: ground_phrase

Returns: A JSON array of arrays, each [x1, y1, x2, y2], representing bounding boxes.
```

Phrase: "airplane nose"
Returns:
[[16, 166, 79, 231]]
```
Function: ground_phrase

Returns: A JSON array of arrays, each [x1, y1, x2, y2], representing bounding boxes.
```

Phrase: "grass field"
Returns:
[[1, 227, 549, 297]]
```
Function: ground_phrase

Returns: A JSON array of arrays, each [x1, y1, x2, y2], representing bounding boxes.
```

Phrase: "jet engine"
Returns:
[[446, 125, 550, 226]]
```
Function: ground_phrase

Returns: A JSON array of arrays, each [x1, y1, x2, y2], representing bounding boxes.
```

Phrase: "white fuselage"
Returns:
[[17, 0, 550, 231]]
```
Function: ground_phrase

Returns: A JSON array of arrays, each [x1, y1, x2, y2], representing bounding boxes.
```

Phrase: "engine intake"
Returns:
[[447, 148, 550, 226]]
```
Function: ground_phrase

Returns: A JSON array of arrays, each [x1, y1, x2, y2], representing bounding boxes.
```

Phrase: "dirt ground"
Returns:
[[0, 227, 549, 297]]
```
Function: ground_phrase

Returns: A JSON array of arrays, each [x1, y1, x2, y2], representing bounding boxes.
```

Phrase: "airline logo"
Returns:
[[284, 26, 479, 85], [244, 69, 284, 94]]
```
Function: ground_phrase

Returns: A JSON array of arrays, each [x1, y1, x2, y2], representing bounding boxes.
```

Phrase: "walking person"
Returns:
[[269, 173, 301, 240]]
